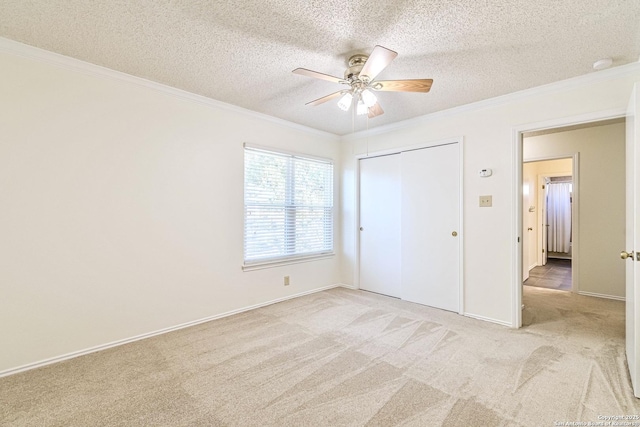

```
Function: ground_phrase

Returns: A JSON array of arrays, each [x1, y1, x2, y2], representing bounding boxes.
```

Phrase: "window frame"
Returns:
[[242, 143, 335, 270]]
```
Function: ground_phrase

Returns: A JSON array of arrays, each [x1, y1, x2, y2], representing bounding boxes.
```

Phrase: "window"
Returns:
[[243, 145, 334, 266]]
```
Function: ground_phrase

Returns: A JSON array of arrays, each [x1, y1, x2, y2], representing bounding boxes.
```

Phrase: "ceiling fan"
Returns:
[[293, 45, 433, 118]]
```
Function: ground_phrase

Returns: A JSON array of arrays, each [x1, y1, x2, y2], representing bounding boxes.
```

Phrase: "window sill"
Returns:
[[242, 253, 335, 271]]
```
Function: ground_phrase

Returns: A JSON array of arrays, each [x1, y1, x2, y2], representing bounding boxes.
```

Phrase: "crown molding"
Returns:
[[3, 36, 637, 143], [342, 61, 640, 142], [0, 37, 340, 141]]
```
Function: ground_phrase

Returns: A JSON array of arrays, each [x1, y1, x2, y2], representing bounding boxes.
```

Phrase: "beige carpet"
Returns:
[[1, 286, 637, 426]]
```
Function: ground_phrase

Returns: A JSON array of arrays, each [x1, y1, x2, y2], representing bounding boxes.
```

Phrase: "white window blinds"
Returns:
[[244, 146, 334, 264]]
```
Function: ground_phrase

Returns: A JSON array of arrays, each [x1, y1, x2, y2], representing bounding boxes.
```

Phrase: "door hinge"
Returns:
[[542, 184, 545, 189], [542, 249, 545, 253], [518, 237, 520, 243]]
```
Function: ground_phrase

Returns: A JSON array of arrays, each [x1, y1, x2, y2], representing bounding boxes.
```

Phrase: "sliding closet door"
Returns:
[[401, 144, 460, 312], [359, 154, 401, 298]]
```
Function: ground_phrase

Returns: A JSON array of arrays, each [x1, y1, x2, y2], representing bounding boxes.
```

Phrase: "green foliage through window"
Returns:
[[244, 147, 333, 263]]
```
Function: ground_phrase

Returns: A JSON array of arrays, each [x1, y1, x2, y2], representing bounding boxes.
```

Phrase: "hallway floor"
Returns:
[[524, 258, 572, 291]]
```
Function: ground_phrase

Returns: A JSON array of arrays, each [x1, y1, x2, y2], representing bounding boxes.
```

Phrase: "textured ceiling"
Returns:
[[1, 1, 639, 135]]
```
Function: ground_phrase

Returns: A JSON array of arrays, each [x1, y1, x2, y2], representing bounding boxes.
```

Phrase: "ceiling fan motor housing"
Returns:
[[344, 54, 368, 81]]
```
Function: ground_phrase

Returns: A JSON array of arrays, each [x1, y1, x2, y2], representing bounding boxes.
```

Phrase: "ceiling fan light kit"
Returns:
[[337, 92, 353, 111], [356, 100, 368, 115], [293, 45, 433, 118], [361, 90, 377, 107]]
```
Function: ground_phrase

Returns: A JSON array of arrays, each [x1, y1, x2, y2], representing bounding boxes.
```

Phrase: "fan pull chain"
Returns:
[[351, 98, 355, 137], [366, 114, 369, 157]]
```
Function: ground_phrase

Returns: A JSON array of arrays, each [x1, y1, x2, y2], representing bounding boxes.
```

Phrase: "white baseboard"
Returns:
[[0, 283, 349, 379], [463, 312, 512, 328], [337, 283, 358, 290], [578, 291, 625, 301]]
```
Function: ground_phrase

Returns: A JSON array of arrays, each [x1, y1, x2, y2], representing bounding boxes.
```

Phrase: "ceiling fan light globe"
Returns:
[[337, 92, 353, 111], [356, 100, 368, 115], [361, 90, 377, 107]]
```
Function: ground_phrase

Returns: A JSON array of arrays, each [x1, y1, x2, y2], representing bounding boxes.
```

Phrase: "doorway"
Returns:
[[513, 115, 627, 328], [513, 87, 639, 397], [523, 158, 574, 292]]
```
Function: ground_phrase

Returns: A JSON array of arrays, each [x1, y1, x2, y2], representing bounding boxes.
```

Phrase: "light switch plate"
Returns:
[[479, 195, 492, 207]]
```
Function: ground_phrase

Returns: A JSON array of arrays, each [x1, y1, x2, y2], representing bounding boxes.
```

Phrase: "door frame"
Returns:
[[523, 156, 578, 292], [355, 136, 465, 315], [512, 108, 625, 328], [538, 169, 574, 267]]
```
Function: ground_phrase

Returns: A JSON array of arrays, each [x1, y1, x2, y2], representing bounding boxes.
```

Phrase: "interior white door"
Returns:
[[401, 144, 460, 312], [625, 83, 640, 397], [359, 154, 402, 298]]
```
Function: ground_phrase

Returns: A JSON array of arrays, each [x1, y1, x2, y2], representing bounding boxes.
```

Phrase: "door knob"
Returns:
[[621, 250, 634, 260], [360, 227, 364, 231], [451, 231, 457, 237], [527, 227, 533, 231]]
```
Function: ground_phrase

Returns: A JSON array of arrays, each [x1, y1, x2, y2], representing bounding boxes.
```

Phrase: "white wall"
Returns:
[[524, 123, 626, 298], [2, 39, 639, 374], [341, 66, 640, 325], [0, 45, 341, 373]]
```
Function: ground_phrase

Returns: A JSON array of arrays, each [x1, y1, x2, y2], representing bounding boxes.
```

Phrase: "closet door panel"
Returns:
[[401, 144, 460, 312], [359, 154, 402, 298]]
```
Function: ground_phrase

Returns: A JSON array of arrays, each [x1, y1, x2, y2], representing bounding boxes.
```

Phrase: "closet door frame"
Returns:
[[355, 136, 465, 315]]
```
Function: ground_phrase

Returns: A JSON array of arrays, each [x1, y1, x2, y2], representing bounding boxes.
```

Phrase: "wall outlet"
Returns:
[[284, 276, 290, 286], [479, 195, 492, 207]]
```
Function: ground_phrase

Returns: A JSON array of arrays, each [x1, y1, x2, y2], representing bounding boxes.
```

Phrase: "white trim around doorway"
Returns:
[[511, 108, 626, 328]]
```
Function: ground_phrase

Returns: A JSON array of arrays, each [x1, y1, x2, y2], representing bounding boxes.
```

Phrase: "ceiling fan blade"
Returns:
[[372, 79, 433, 93], [359, 45, 398, 82], [305, 90, 345, 106], [368, 102, 384, 118], [293, 68, 345, 84]]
